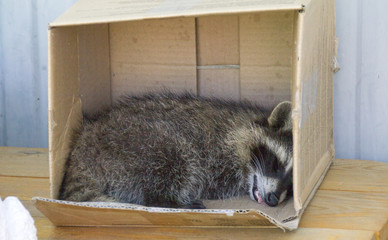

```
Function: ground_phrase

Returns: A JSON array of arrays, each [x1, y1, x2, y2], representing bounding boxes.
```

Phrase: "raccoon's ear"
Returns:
[[268, 101, 292, 130]]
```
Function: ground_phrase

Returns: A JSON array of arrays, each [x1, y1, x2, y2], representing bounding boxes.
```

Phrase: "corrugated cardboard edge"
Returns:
[[32, 197, 300, 230], [291, 3, 303, 213]]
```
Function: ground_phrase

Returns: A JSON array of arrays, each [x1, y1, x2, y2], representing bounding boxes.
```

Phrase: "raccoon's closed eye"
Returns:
[[272, 161, 282, 172], [251, 145, 271, 171]]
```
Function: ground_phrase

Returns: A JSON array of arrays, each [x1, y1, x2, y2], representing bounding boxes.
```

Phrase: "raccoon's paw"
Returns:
[[184, 200, 206, 209]]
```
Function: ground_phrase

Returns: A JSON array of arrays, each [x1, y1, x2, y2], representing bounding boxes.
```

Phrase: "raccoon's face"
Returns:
[[248, 101, 293, 207], [248, 131, 293, 207]]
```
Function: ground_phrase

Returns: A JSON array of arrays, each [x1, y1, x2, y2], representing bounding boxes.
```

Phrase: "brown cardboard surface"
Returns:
[[78, 24, 112, 115], [292, 0, 336, 211], [198, 68, 240, 101], [109, 18, 197, 100], [197, 15, 239, 66], [48, 26, 82, 199], [50, 0, 304, 27], [240, 12, 294, 109]]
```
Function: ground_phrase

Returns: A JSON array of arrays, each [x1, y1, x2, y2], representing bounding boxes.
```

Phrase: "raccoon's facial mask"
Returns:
[[249, 145, 293, 207], [248, 101, 293, 207]]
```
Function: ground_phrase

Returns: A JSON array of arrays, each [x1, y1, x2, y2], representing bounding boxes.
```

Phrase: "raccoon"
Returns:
[[59, 92, 293, 209]]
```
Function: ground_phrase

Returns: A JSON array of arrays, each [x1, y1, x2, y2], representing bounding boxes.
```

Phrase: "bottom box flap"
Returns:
[[33, 196, 299, 230]]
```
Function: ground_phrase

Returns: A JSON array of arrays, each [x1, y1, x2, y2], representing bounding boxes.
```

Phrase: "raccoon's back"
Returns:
[[83, 93, 265, 157], [61, 93, 265, 203]]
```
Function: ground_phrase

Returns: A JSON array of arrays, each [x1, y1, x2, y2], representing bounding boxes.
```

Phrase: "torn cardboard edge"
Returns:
[[32, 196, 299, 230]]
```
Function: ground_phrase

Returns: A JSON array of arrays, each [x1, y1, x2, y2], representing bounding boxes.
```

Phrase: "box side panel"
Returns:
[[197, 15, 240, 100], [293, 0, 336, 211], [197, 15, 239, 66], [48, 27, 82, 199], [109, 18, 197, 100], [198, 69, 240, 101], [240, 11, 294, 108], [51, 0, 303, 27], [78, 24, 112, 115]]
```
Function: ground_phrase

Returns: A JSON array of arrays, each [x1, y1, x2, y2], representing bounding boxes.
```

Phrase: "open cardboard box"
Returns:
[[33, 0, 337, 230]]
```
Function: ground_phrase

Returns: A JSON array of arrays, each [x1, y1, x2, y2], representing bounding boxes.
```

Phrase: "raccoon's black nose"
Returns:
[[265, 193, 279, 207]]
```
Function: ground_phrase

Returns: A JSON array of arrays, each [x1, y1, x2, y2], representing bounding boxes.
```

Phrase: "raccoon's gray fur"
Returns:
[[59, 92, 293, 209]]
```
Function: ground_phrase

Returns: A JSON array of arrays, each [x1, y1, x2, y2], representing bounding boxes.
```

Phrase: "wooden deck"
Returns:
[[1, 146, 388, 239]]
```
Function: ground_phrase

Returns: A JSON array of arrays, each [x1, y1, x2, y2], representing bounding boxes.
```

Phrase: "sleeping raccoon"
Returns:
[[59, 92, 293, 209]]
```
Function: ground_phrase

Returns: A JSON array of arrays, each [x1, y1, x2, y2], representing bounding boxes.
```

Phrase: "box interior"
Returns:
[[46, 0, 336, 230], [50, 10, 295, 198]]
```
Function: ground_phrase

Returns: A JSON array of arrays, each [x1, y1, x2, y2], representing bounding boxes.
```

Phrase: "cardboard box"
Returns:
[[33, 0, 337, 230]]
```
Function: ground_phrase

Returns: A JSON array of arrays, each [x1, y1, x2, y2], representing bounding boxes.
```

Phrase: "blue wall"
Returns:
[[0, 0, 77, 147], [334, 0, 388, 162], [1, 0, 388, 162]]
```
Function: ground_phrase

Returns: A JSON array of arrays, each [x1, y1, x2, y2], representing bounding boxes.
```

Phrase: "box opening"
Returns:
[[50, 10, 295, 196]]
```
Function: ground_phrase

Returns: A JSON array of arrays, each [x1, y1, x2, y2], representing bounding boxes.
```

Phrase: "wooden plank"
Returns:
[[110, 17, 197, 100], [377, 219, 388, 240], [320, 159, 388, 193], [0, 146, 48, 177], [34, 217, 376, 240], [21, 200, 46, 219], [198, 69, 240, 101], [300, 189, 388, 232], [0, 176, 49, 200], [240, 11, 294, 108], [197, 15, 239, 66]]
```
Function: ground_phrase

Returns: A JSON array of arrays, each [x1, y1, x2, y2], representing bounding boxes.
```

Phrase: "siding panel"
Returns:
[[335, 0, 388, 163], [1, 0, 388, 163], [0, 0, 77, 147]]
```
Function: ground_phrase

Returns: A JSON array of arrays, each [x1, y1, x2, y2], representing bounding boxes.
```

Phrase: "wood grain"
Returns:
[[0, 176, 49, 200], [378, 219, 388, 240], [0, 146, 48, 177], [1, 147, 388, 239], [300, 190, 388, 231], [320, 159, 388, 193], [34, 217, 377, 240]]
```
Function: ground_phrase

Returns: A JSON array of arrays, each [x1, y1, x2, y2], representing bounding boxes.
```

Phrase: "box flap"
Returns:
[[33, 196, 299, 230], [50, 0, 305, 27]]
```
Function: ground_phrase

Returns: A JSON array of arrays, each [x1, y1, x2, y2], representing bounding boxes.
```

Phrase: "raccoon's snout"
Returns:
[[265, 192, 279, 207]]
